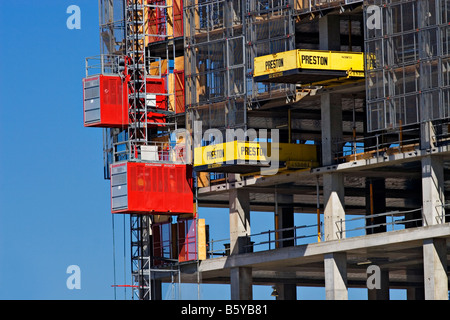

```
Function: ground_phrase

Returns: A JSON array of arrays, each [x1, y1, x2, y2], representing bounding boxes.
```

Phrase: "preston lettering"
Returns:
[[265, 58, 284, 70]]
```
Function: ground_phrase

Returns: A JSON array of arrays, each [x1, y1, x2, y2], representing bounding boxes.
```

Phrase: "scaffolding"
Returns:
[[184, 0, 296, 138], [84, 0, 450, 301], [92, 0, 190, 300], [364, 0, 450, 132], [122, 0, 192, 300], [99, 0, 126, 55]]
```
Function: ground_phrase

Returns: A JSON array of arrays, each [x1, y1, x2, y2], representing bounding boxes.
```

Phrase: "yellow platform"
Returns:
[[253, 49, 365, 85], [194, 141, 318, 173]]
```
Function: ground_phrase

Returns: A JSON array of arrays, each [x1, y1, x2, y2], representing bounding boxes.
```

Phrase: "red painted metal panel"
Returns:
[[146, 78, 167, 110], [173, 0, 183, 38], [147, 0, 183, 42], [153, 218, 198, 265], [147, 0, 167, 43], [83, 75, 168, 128], [177, 218, 197, 262], [83, 75, 128, 128], [174, 71, 185, 113], [111, 162, 193, 214]]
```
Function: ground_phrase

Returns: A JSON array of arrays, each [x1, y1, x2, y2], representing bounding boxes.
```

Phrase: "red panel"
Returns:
[[173, 0, 184, 38], [153, 219, 197, 265], [83, 75, 128, 128], [112, 162, 193, 214], [174, 71, 185, 113], [178, 219, 197, 262], [84, 75, 169, 128], [147, 0, 167, 43], [147, 0, 183, 42], [147, 112, 166, 127], [146, 78, 167, 110], [146, 78, 167, 127]]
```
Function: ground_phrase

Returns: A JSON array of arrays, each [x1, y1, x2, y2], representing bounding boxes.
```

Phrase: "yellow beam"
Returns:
[[194, 142, 318, 169], [253, 49, 365, 81]]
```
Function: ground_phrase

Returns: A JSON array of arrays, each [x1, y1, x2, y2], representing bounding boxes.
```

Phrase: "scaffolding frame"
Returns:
[[364, 0, 450, 132], [246, 0, 296, 104], [184, 0, 296, 139], [130, 215, 153, 300], [124, 0, 187, 300]]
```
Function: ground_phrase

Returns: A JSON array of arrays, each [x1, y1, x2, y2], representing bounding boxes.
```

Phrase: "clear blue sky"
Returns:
[[0, 1, 404, 300], [0, 0, 116, 300]]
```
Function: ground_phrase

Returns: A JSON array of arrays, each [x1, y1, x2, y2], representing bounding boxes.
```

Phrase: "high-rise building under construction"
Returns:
[[83, 0, 450, 300]]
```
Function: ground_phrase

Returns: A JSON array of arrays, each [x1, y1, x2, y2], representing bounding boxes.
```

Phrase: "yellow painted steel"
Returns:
[[194, 141, 268, 167], [253, 49, 365, 78], [253, 50, 299, 78], [194, 141, 318, 169], [197, 218, 207, 260]]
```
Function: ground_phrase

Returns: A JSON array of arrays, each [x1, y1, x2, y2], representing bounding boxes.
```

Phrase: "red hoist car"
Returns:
[[83, 75, 167, 128]]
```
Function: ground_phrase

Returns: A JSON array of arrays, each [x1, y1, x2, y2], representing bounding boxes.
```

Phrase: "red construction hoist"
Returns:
[[83, 0, 194, 301], [123, 0, 193, 301]]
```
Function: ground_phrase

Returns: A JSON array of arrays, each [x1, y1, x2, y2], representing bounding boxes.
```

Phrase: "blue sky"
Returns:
[[0, 1, 317, 300], [0, 1, 406, 300], [0, 0, 113, 299]]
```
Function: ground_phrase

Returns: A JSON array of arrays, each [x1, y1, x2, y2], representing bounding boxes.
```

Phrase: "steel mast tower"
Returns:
[[84, 0, 197, 300]]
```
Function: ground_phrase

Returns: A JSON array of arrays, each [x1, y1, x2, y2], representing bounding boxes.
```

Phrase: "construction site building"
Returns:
[[83, 0, 450, 300]]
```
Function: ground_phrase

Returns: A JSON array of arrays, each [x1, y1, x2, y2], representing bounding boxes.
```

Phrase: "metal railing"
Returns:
[[336, 208, 423, 239], [204, 205, 450, 260], [333, 126, 421, 164], [85, 54, 168, 78], [295, 0, 363, 14], [248, 223, 323, 251], [204, 222, 323, 259], [206, 237, 231, 257], [85, 54, 122, 77], [147, 56, 164, 78], [112, 140, 190, 164], [435, 203, 450, 224], [333, 121, 450, 165]]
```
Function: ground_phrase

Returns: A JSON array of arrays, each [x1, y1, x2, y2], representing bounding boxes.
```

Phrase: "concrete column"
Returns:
[[367, 268, 390, 300], [423, 238, 448, 300], [421, 155, 445, 226], [319, 14, 341, 51], [324, 252, 348, 300], [323, 173, 345, 241], [230, 267, 253, 300], [321, 93, 343, 166], [321, 93, 345, 241], [229, 187, 251, 255], [229, 185, 253, 300]]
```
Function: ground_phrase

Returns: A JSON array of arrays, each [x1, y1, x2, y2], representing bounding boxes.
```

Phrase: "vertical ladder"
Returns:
[[126, 0, 151, 300], [126, 0, 148, 160], [130, 214, 152, 300], [125, 0, 181, 300]]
